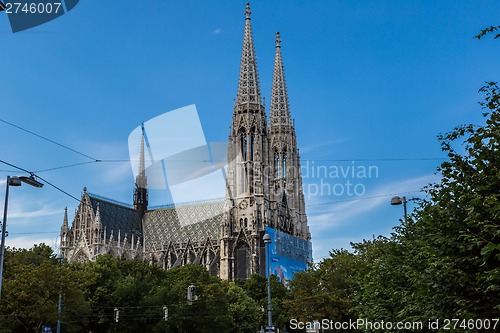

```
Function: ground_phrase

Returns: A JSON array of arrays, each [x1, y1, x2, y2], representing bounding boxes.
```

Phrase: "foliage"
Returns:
[[475, 26, 500, 40], [284, 250, 361, 332], [352, 82, 500, 330], [0, 244, 90, 333], [0, 250, 273, 333], [240, 274, 290, 330]]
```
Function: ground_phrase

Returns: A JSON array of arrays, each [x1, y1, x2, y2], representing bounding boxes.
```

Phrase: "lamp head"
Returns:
[[19, 176, 44, 188], [391, 196, 403, 205]]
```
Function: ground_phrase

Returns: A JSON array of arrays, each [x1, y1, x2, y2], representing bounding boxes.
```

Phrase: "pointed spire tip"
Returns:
[[275, 31, 281, 48], [245, 2, 251, 19]]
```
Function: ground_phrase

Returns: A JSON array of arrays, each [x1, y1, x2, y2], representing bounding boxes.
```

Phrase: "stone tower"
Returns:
[[219, 3, 309, 281], [220, 2, 270, 280], [268, 32, 309, 239], [133, 125, 148, 222]]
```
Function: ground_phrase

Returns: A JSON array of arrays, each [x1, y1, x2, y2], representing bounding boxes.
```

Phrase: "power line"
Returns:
[[0, 117, 98, 161], [33, 159, 131, 173], [34, 161, 101, 173], [0, 159, 32, 174], [306, 190, 423, 208], [0, 159, 81, 203]]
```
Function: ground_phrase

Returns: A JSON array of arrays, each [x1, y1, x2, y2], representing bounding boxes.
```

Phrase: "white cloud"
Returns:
[[212, 28, 222, 35], [6, 235, 58, 251], [305, 173, 439, 260], [300, 138, 348, 154]]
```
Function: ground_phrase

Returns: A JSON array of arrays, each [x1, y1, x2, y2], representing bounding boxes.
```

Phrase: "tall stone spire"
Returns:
[[137, 124, 147, 189], [270, 31, 291, 127], [221, 2, 270, 281], [60, 207, 70, 254], [134, 124, 148, 220], [62, 207, 69, 230], [235, 2, 262, 106]]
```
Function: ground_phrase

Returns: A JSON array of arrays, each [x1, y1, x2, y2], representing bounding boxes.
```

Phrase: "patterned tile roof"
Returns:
[[143, 200, 223, 249]]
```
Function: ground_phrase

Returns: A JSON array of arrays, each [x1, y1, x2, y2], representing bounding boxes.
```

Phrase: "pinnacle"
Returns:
[[235, 2, 262, 107], [245, 2, 251, 20], [270, 32, 291, 127], [136, 125, 147, 189]]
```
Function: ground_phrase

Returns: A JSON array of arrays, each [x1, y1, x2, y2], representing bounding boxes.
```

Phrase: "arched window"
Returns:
[[283, 148, 287, 179], [235, 242, 250, 280], [250, 133, 254, 161], [274, 150, 280, 178], [241, 132, 248, 160]]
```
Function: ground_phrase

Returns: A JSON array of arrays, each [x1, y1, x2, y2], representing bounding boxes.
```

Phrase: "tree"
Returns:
[[285, 249, 361, 331], [411, 82, 500, 319], [240, 274, 290, 330], [226, 282, 261, 333], [80, 255, 168, 333], [0, 244, 89, 332], [352, 83, 500, 328], [475, 26, 500, 40]]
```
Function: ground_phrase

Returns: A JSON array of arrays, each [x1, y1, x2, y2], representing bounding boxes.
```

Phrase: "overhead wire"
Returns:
[[1, 118, 437, 257], [0, 117, 98, 161], [306, 190, 424, 208], [1, 115, 445, 174]]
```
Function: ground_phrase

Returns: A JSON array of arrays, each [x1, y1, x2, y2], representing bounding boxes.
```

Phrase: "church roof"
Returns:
[[88, 193, 142, 240], [143, 200, 223, 250]]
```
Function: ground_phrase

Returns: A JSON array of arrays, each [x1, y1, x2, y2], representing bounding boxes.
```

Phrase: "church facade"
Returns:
[[60, 3, 311, 280]]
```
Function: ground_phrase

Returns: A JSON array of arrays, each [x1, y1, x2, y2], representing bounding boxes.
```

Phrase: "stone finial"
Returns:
[[245, 2, 251, 19]]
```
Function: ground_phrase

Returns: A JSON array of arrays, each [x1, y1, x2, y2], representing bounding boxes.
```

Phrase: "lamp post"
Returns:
[[390, 195, 407, 220], [263, 233, 273, 331], [55, 253, 64, 333], [0, 175, 43, 299]]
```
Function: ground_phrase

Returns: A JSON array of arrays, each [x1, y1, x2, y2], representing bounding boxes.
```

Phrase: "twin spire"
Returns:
[[236, 2, 262, 106], [270, 31, 291, 127], [236, 2, 291, 128]]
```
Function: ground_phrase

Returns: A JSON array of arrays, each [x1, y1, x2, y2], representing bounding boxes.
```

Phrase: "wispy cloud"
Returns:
[[5, 197, 63, 222], [306, 172, 439, 257], [212, 28, 222, 35], [300, 138, 348, 154]]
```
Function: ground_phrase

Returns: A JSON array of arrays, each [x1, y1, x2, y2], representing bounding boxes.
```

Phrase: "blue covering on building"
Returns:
[[265, 227, 312, 283]]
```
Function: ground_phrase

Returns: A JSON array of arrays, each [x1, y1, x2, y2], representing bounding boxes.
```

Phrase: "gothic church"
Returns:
[[60, 3, 311, 280]]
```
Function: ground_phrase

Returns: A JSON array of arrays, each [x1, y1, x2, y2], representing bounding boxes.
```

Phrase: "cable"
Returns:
[[34, 161, 101, 173], [33, 159, 132, 173], [0, 117, 97, 161], [306, 190, 423, 208], [0, 159, 82, 204], [0, 159, 32, 174]]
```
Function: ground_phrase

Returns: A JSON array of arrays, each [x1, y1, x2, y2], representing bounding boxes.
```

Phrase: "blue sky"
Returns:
[[1, 0, 499, 262]]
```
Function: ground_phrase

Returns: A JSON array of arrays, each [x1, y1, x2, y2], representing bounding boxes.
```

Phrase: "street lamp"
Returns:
[[263, 233, 273, 331], [55, 253, 64, 333], [0, 175, 44, 299], [391, 195, 407, 220]]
